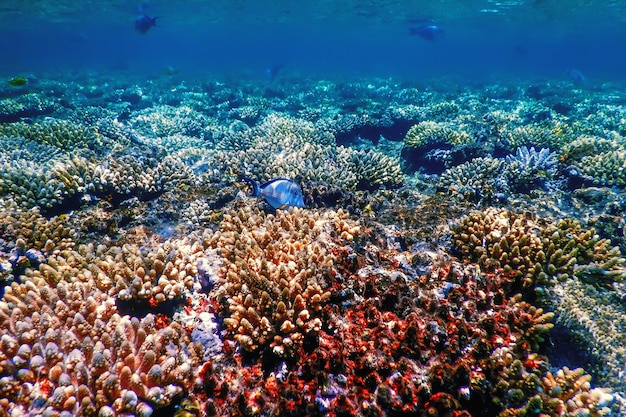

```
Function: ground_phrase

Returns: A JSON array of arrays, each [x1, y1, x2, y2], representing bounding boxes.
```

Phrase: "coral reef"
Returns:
[[0, 93, 59, 123], [562, 138, 626, 188], [207, 114, 403, 191], [210, 205, 358, 356], [551, 278, 626, 392], [0, 274, 201, 416], [195, 232, 616, 416], [451, 208, 626, 295], [2, 71, 626, 417], [403, 121, 470, 149], [0, 119, 106, 151], [438, 157, 507, 202]]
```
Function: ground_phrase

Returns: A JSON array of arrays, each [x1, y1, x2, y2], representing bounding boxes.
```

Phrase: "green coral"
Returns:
[[0, 93, 59, 122], [499, 121, 572, 151], [562, 137, 626, 187], [452, 208, 626, 295], [552, 278, 626, 391], [437, 157, 506, 202], [0, 119, 105, 151], [403, 121, 470, 148]]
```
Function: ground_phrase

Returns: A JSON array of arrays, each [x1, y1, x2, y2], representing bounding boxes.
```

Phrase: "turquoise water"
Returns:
[[1, 1, 626, 417]]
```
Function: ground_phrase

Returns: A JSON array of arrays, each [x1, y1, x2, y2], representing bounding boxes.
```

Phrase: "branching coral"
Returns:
[[0, 275, 201, 416], [195, 233, 613, 416], [504, 146, 559, 193], [130, 105, 210, 139], [210, 205, 359, 355], [451, 208, 625, 295], [403, 121, 470, 149], [0, 119, 105, 151], [438, 157, 508, 202], [207, 114, 402, 191]]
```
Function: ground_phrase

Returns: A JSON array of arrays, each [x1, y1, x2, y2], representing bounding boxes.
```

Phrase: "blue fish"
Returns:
[[135, 14, 158, 34], [409, 24, 444, 41], [242, 177, 305, 209], [265, 64, 284, 82], [565, 68, 586, 85]]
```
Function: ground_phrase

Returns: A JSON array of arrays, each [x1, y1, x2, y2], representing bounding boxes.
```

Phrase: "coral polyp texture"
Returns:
[[0, 277, 200, 416], [451, 208, 626, 293], [206, 113, 403, 191], [210, 206, 358, 355], [195, 242, 615, 416], [2, 72, 626, 417]]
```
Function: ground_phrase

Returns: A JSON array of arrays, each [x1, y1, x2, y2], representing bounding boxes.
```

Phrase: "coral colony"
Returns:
[[0, 73, 625, 417]]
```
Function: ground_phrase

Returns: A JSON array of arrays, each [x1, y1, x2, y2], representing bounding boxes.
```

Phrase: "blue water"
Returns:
[[1, 1, 625, 82]]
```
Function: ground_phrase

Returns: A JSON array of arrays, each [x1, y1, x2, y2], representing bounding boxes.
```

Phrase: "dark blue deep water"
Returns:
[[1, 0, 626, 82]]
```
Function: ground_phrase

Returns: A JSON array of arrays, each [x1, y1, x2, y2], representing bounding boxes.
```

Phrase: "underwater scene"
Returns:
[[2, 0, 626, 416]]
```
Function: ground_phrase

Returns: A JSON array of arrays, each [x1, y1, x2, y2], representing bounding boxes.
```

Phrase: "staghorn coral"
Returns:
[[3, 71, 626, 417], [210, 205, 359, 355], [504, 146, 559, 193]]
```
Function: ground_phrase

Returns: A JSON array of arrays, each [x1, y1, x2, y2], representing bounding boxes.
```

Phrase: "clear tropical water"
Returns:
[[1, 0, 626, 81], [1, 1, 626, 417]]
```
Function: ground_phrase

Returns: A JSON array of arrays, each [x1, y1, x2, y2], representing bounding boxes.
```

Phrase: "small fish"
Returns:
[[242, 177, 305, 209], [409, 23, 444, 41], [565, 68, 586, 85], [135, 14, 158, 34], [163, 65, 179, 76], [265, 64, 284, 82], [8, 77, 27, 86]]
